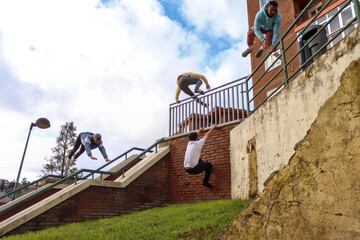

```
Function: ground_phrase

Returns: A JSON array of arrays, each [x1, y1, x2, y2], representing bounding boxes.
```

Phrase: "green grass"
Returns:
[[3, 199, 250, 240]]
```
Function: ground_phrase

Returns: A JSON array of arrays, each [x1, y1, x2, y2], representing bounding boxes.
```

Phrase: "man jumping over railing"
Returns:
[[184, 124, 217, 188], [175, 72, 211, 106], [242, 0, 282, 58]]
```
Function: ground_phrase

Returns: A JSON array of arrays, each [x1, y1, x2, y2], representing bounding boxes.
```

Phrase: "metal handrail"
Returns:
[[169, 76, 248, 136], [0, 175, 66, 200], [0, 147, 152, 201], [82, 147, 152, 179], [0, 138, 164, 216], [246, 0, 359, 114]]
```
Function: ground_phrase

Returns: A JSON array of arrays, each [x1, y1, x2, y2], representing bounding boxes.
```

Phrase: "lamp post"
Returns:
[[12, 117, 51, 200]]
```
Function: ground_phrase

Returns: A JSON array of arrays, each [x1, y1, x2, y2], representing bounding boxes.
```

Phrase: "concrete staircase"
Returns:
[[0, 146, 170, 237]]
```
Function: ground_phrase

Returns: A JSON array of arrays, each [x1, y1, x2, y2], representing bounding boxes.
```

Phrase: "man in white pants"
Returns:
[[184, 124, 217, 188]]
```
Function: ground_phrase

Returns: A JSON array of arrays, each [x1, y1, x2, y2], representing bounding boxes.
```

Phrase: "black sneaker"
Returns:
[[255, 48, 264, 58], [202, 182, 212, 188]]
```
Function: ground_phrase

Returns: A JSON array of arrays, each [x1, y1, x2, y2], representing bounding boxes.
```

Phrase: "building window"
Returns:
[[308, 2, 323, 18], [266, 85, 284, 100], [259, 0, 269, 9], [304, 2, 359, 49], [264, 50, 282, 71]]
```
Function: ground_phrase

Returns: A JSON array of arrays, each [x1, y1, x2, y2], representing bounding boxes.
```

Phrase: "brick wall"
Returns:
[[0, 189, 60, 222], [167, 124, 237, 204], [5, 157, 169, 236]]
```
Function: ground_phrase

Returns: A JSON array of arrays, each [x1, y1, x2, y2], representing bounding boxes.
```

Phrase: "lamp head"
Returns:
[[34, 118, 51, 129]]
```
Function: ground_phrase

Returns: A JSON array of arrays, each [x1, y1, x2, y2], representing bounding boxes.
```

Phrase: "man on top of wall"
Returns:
[[242, 0, 282, 58]]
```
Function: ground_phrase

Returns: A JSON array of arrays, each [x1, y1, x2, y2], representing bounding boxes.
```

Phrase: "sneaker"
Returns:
[[255, 48, 264, 58], [106, 159, 111, 162], [242, 46, 253, 57], [202, 182, 212, 188], [194, 89, 205, 94]]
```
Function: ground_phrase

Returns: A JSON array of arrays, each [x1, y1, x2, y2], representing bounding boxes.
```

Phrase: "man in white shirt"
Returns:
[[184, 124, 217, 188]]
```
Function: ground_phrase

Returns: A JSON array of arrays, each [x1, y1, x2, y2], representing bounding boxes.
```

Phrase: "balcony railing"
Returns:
[[169, 76, 248, 136]]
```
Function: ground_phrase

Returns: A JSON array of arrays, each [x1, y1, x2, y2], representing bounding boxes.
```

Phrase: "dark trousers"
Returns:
[[177, 76, 206, 106], [68, 133, 85, 159], [185, 158, 212, 184], [177, 75, 203, 98]]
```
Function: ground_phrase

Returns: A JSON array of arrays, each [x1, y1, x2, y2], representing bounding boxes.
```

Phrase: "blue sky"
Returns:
[[0, 0, 250, 182]]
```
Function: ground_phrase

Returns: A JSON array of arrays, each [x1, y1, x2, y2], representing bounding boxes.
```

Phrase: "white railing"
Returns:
[[169, 76, 249, 136]]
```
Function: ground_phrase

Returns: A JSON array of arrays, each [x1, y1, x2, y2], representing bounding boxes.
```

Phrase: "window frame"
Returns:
[[264, 49, 282, 71], [308, 2, 323, 18], [259, 0, 268, 9]]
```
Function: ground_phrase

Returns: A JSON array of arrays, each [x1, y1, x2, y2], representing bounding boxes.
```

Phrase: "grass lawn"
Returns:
[[3, 199, 250, 240]]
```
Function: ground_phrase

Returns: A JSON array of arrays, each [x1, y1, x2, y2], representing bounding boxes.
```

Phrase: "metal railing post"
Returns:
[[169, 106, 172, 136], [246, 78, 250, 113], [354, 0, 360, 22], [280, 39, 289, 85]]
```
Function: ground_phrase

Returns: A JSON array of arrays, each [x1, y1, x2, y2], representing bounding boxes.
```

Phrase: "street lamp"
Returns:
[[12, 117, 51, 200]]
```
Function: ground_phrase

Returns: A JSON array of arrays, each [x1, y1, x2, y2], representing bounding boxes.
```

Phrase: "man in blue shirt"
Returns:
[[68, 132, 110, 163], [242, 1, 282, 58]]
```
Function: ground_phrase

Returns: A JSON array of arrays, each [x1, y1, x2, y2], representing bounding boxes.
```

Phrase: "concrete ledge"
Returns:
[[95, 154, 144, 180], [115, 146, 170, 187]]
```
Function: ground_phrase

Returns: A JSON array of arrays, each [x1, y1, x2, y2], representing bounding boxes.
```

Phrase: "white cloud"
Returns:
[[0, 0, 249, 182], [181, 0, 248, 39]]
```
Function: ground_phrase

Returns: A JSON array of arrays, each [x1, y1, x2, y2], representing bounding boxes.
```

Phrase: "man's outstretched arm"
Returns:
[[203, 125, 217, 143]]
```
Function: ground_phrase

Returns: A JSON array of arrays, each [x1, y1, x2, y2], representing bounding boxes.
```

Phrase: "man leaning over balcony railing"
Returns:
[[242, 0, 282, 59]]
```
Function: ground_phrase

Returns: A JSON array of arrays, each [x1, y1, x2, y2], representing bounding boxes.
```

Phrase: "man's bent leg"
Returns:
[[203, 162, 212, 183], [186, 158, 212, 183], [247, 26, 255, 46], [178, 76, 198, 98], [260, 29, 273, 48], [242, 27, 255, 57], [68, 133, 82, 159], [74, 145, 86, 159], [194, 79, 203, 92]]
